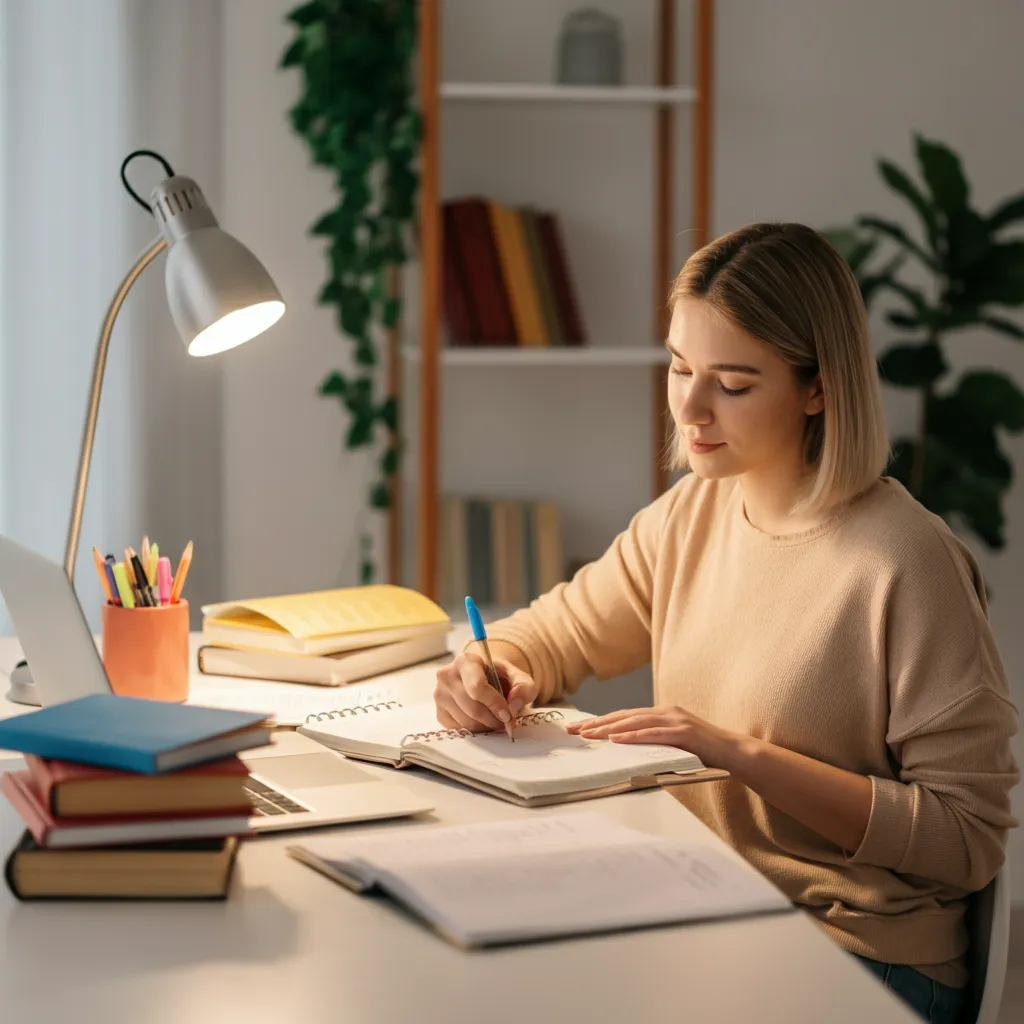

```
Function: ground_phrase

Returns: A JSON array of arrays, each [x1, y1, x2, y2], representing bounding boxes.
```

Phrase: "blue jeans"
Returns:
[[854, 956, 966, 1023]]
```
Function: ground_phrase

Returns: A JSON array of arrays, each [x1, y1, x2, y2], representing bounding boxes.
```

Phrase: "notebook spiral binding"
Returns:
[[399, 709, 565, 747], [303, 700, 404, 723]]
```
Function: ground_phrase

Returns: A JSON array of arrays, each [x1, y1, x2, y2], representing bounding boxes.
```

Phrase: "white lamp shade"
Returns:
[[164, 228, 285, 356]]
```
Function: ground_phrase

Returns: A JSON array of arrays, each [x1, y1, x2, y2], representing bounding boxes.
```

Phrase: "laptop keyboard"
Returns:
[[244, 777, 310, 816]]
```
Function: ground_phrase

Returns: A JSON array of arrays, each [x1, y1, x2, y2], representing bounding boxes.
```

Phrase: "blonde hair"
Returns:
[[668, 222, 889, 514]]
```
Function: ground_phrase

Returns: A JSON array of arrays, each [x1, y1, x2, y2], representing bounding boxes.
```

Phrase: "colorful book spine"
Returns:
[[442, 497, 565, 607]]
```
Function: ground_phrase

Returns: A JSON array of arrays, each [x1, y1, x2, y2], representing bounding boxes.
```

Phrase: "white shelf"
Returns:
[[404, 346, 669, 367], [441, 83, 698, 105]]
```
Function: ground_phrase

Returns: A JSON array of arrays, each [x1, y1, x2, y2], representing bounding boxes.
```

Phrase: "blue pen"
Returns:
[[465, 596, 515, 741], [103, 555, 121, 607]]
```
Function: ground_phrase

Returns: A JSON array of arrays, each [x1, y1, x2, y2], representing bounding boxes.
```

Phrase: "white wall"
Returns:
[[220, 0, 1024, 896]]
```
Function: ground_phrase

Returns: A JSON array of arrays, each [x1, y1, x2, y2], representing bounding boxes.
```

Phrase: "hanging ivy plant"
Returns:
[[280, 0, 420, 582]]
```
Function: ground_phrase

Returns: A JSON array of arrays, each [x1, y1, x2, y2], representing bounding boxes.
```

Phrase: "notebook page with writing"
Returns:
[[287, 813, 790, 948], [411, 708, 702, 799], [298, 704, 704, 792]]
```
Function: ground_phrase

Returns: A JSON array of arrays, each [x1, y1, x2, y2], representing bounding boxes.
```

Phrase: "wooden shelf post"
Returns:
[[417, 0, 442, 600]]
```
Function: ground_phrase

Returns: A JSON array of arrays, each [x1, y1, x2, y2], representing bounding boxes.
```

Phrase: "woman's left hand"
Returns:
[[568, 705, 747, 770]]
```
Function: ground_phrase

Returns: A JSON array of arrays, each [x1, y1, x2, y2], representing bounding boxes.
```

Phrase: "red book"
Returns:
[[537, 213, 587, 346], [441, 202, 480, 345], [2, 771, 253, 849], [449, 197, 518, 345], [24, 753, 251, 819]]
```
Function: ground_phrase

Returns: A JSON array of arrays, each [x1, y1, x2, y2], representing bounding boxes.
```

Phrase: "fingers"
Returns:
[[434, 653, 514, 732], [608, 727, 681, 745], [568, 707, 662, 735], [435, 686, 492, 733], [578, 713, 668, 739], [503, 669, 540, 718]]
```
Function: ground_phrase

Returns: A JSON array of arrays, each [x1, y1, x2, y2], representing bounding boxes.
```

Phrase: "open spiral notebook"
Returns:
[[296, 700, 728, 807]]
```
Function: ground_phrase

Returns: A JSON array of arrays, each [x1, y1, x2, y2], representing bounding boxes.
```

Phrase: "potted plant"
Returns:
[[828, 134, 1024, 549], [281, 0, 420, 581]]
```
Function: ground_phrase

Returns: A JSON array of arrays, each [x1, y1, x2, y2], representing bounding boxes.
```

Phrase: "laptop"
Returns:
[[0, 535, 434, 832]]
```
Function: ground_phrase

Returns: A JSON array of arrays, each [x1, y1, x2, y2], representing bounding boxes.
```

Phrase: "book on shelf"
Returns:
[[197, 629, 451, 687], [440, 495, 565, 610], [201, 584, 452, 657], [441, 196, 586, 348], [5, 833, 239, 900], [297, 700, 727, 808], [287, 813, 788, 948]]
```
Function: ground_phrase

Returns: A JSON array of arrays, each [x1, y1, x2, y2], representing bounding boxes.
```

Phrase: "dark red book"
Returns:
[[441, 202, 480, 345], [449, 197, 518, 345], [537, 213, 587, 346], [24, 753, 251, 818], [2, 771, 253, 848]]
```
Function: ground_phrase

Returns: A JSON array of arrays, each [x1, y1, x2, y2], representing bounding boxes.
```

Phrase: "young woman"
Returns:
[[433, 223, 1020, 1024]]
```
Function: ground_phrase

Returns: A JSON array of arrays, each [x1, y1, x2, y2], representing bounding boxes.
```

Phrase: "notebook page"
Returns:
[[416, 708, 702, 798], [388, 834, 789, 946], [192, 681, 405, 728], [297, 703, 445, 760], [293, 812, 642, 876]]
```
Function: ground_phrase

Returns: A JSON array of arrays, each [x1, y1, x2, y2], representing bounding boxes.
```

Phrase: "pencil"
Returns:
[[92, 547, 114, 603], [141, 535, 150, 573], [170, 540, 193, 604]]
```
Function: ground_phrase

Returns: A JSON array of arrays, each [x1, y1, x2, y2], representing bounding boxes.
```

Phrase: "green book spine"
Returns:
[[466, 499, 494, 606], [522, 501, 537, 602]]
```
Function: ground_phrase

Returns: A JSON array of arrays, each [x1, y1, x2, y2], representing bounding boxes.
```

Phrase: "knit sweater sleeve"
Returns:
[[482, 482, 684, 705], [851, 527, 1020, 891]]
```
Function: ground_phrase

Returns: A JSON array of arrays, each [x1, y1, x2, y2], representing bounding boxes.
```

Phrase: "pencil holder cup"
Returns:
[[101, 600, 190, 702]]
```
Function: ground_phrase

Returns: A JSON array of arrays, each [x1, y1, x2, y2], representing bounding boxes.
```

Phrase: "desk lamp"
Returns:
[[6, 150, 285, 706]]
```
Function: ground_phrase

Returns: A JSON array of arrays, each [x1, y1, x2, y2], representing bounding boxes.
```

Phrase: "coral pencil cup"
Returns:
[[157, 556, 173, 606]]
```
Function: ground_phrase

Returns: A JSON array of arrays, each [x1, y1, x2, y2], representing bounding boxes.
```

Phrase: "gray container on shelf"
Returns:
[[556, 7, 623, 86]]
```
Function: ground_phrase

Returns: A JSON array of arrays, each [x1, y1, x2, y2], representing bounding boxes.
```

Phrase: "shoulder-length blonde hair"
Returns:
[[668, 222, 889, 514]]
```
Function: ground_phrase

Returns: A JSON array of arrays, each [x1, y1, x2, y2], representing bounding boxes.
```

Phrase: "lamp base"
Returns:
[[6, 660, 42, 707]]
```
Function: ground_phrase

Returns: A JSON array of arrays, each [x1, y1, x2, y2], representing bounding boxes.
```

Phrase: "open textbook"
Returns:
[[297, 701, 728, 807], [287, 813, 790, 948]]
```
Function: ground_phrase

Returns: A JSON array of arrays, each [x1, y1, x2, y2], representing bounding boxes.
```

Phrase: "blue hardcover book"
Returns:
[[0, 695, 271, 774]]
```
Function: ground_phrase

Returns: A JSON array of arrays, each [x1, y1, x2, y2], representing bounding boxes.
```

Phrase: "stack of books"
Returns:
[[442, 197, 587, 347], [198, 585, 453, 687], [0, 695, 271, 900]]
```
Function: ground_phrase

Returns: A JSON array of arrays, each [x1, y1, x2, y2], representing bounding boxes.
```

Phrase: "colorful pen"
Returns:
[[130, 552, 155, 606], [92, 547, 114, 604], [112, 562, 136, 609], [104, 555, 121, 607], [465, 596, 514, 741], [157, 556, 172, 606], [169, 540, 193, 604], [148, 542, 159, 587]]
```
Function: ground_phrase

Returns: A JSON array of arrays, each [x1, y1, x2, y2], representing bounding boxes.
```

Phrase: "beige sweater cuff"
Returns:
[[849, 775, 914, 869]]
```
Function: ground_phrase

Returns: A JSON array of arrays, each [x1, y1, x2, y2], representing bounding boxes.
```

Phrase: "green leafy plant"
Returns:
[[828, 134, 1024, 549], [281, 0, 420, 581]]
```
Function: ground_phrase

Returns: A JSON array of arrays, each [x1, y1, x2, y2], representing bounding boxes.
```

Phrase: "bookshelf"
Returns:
[[402, 0, 715, 601]]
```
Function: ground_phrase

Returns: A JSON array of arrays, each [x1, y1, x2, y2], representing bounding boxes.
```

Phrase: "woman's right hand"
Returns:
[[434, 650, 541, 733]]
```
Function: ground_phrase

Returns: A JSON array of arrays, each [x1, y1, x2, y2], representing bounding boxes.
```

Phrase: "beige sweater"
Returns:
[[487, 474, 1019, 985]]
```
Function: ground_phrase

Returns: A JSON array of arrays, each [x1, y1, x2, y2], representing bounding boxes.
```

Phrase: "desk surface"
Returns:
[[0, 634, 918, 1024]]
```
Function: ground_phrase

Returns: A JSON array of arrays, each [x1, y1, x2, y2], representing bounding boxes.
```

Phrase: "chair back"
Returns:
[[963, 864, 1010, 1024]]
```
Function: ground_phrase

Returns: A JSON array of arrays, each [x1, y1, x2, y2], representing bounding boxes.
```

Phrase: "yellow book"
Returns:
[[201, 585, 451, 657], [488, 202, 547, 346]]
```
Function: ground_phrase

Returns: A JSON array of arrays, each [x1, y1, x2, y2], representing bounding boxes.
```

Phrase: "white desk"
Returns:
[[0, 634, 918, 1024]]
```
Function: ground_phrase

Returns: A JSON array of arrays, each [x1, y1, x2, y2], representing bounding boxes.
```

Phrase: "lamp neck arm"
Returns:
[[64, 234, 167, 581]]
